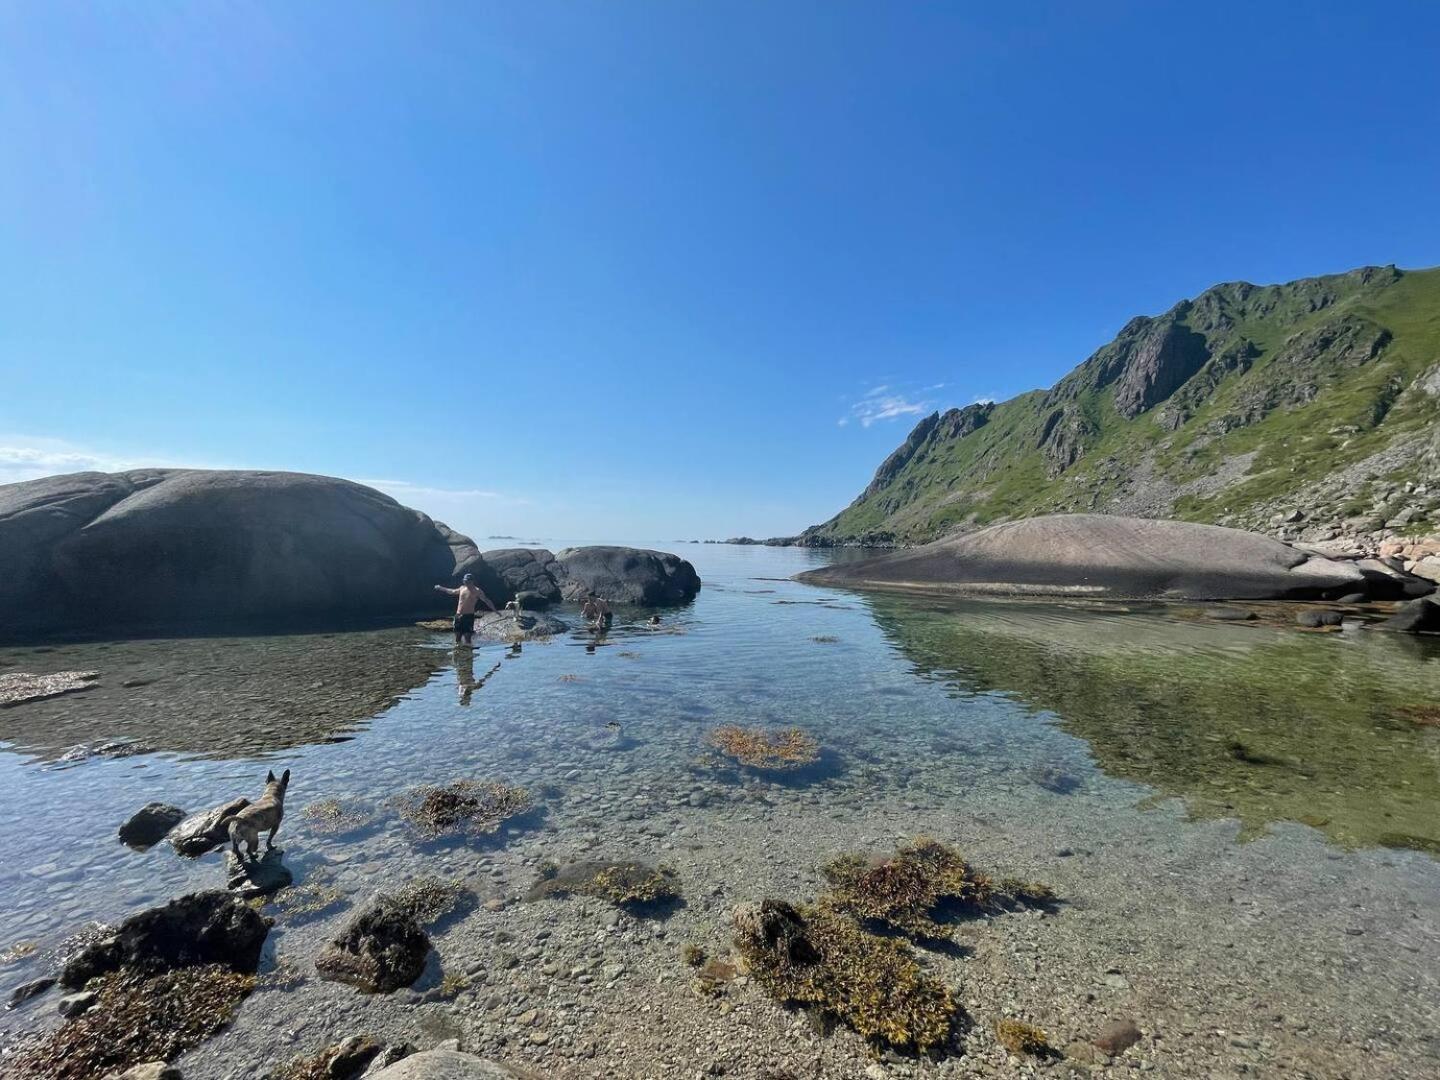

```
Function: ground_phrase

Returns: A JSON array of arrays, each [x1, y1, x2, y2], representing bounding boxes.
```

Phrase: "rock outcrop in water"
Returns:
[[0, 469, 701, 639], [796, 514, 1367, 601]]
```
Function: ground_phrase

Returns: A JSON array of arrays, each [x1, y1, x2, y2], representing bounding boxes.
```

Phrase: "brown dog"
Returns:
[[228, 768, 290, 859]]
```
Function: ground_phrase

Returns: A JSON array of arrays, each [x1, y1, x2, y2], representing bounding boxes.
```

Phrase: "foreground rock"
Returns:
[[61, 890, 270, 988], [315, 901, 431, 993], [367, 1049, 530, 1079], [169, 798, 250, 857], [797, 514, 1366, 601], [551, 546, 702, 605], [0, 469, 480, 638], [118, 803, 186, 849]]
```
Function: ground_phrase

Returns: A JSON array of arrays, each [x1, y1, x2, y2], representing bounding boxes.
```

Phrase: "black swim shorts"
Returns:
[[454, 612, 476, 638]]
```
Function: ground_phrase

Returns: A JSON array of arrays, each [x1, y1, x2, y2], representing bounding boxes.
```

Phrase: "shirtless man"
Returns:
[[435, 572, 496, 646]]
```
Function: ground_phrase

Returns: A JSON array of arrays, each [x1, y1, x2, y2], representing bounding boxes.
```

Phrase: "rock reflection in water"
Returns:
[[0, 628, 444, 761], [867, 594, 1440, 852]]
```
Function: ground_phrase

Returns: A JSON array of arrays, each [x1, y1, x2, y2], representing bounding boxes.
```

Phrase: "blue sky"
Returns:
[[2, 3, 1438, 541]]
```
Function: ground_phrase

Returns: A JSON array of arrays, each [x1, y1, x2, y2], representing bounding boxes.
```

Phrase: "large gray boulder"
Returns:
[[552, 546, 702, 606], [796, 514, 1365, 601], [0, 469, 479, 638], [366, 1050, 529, 1079], [479, 548, 562, 608]]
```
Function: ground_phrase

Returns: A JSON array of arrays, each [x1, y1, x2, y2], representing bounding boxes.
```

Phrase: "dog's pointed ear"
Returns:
[[266, 770, 276, 783], [281, 768, 291, 784]]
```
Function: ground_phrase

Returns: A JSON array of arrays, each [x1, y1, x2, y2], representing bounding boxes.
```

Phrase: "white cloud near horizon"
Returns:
[[0, 436, 525, 519]]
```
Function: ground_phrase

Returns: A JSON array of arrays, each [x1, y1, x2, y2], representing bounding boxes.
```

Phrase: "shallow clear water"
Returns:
[[2, 543, 1438, 1076]]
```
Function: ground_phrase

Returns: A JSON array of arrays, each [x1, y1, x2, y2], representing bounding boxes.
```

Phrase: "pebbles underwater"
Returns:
[[0, 543, 1438, 1078]]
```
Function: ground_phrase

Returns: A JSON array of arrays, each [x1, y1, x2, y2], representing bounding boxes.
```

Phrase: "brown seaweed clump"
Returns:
[[995, 1018, 1053, 1057], [821, 839, 1054, 941], [300, 798, 376, 836], [706, 725, 820, 770], [733, 899, 956, 1054], [528, 861, 681, 910], [6, 964, 254, 1080], [267, 875, 347, 924], [382, 877, 472, 926], [392, 780, 531, 839]]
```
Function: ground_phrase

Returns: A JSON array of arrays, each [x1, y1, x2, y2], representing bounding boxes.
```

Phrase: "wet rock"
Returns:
[[365, 1049, 529, 1078], [316, 901, 431, 994], [170, 798, 250, 857], [1201, 606, 1257, 621], [225, 849, 293, 899], [481, 548, 562, 608], [1376, 597, 1440, 634], [119, 803, 186, 849], [7, 975, 56, 1008], [1093, 1018, 1143, 1054], [471, 611, 568, 642], [61, 890, 271, 988], [57, 989, 99, 1017], [1296, 609, 1343, 628]]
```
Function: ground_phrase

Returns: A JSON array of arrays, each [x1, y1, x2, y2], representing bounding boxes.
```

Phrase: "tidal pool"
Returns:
[[1, 543, 1437, 1079]]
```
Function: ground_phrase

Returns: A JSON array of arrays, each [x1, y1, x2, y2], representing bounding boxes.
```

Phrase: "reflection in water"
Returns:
[[455, 647, 503, 706], [0, 628, 444, 761], [868, 595, 1440, 851]]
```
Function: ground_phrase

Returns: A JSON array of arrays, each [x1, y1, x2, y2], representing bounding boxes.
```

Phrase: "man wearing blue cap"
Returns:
[[434, 572, 497, 646]]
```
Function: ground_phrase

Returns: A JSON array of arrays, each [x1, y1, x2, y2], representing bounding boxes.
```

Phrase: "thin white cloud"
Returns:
[[357, 478, 505, 501], [842, 391, 932, 428], [0, 436, 524, 510]]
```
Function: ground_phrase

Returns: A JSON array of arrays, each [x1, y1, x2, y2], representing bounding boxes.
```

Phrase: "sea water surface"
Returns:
[[1, 543, 1438, 1078]]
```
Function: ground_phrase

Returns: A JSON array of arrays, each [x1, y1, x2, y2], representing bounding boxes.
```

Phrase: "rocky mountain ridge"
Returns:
[[787, 264, 1440, 564]]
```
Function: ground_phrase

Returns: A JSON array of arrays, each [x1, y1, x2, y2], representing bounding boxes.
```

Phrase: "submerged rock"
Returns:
[[118, 803, 186, 850], [391, 780, 531, 840], [471, 611, 568, 642], [797, 514, 1366, 601], [1376, 597, 1440, 634], [61, 890, 271, 989], [1093, 1018, 1144, 1055], [105, 1065, 182, 1080], [7, 976, 56, 1008], [169, 798, 250, 857], [527, 861, 681, 911], [315, 902, 431, 994]]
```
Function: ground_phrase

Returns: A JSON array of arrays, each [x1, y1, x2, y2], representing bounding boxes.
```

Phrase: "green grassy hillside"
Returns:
[[801, 265, 1440, 546]]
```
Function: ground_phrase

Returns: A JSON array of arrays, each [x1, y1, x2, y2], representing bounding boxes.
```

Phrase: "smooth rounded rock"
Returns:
[[118, 803, 186, 849], [365, 1049, 530, 1079], [798, 514, 1366, 601]]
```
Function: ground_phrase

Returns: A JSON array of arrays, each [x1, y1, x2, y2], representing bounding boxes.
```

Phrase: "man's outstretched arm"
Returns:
[[434, 585, 459, 595]]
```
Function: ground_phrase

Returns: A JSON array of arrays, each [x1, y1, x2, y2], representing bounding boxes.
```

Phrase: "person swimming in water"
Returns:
[[581, 592, 613, 631]]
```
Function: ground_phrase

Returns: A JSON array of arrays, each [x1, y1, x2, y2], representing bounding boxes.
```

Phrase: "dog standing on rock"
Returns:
[[229, 768, 290, 859]]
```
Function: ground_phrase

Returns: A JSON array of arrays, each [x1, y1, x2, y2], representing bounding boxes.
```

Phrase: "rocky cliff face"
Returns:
[[795, 264, 1440, 552]]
